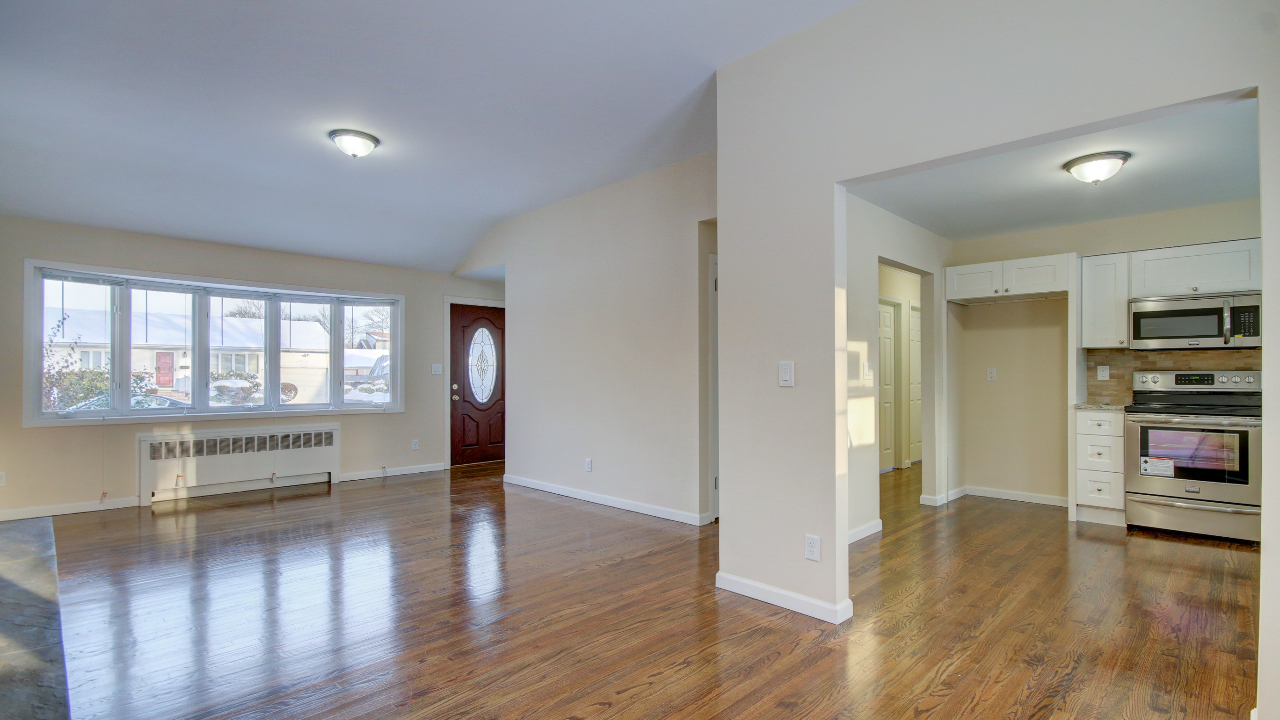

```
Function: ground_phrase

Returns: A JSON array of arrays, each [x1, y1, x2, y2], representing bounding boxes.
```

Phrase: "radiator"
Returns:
[[138, 423, 341, 504]]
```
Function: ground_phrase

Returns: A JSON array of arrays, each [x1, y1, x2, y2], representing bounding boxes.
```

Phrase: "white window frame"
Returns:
[[23, 259, 405, 427]]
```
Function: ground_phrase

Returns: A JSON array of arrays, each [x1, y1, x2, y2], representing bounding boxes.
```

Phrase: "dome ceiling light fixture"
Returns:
[[1062, 151, 1132, 184], [328, 129, 380, 158]]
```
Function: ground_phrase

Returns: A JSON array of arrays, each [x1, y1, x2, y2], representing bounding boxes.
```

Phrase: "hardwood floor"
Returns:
[[52, 462, 1258, 719]]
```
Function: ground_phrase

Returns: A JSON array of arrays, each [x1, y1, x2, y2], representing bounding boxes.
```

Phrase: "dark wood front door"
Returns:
[[451, 304, 505, 466]]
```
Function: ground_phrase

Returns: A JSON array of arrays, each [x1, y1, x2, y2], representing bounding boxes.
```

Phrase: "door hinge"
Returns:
[[714, 476, 718, 489]]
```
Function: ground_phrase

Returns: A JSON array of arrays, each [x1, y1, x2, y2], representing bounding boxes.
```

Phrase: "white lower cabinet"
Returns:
[[1077, 434, 1124, 473], [1077, 469, 1125, 510]]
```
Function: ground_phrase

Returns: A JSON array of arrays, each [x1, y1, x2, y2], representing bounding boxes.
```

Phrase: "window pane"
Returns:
[[281, 301, 330, 404], [130, 289, 193, 409], [209, 297, 266, 407], [467, 327, 497, 403], [42, 278, 113, 412], [342, 304, 392, 403]]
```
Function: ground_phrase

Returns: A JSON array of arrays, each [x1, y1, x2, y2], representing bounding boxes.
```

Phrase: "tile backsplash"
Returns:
[[1085, 348, 1262, 406]]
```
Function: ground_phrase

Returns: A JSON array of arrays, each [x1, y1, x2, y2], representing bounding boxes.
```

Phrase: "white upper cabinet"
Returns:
[[1080, 253, 1130, 348], [946, 254, 1070, 302], [1002, 254, 1072, 296], [1129, 238, 1261, 298], [946, 261, 1002, 301]]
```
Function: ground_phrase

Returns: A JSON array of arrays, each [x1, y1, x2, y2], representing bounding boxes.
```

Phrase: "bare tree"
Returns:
[[226, 299, 265, 319]]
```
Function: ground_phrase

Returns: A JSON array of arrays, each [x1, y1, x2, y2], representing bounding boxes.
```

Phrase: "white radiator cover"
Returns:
[[138, 423, 341, 504]]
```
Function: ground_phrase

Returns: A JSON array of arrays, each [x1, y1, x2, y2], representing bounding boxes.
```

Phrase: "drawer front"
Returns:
[[1077, 469, 1124, 509], [1076, 411, 1124, 436], [1077, 434, 1124, 473]]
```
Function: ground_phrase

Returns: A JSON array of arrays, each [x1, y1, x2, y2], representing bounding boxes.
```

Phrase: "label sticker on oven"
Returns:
[[1140, 456, 1175, 477]]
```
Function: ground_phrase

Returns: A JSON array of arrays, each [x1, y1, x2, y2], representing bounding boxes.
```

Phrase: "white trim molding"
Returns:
[[962, 486, 1066, 507], [338, 463, 446, 483], [715, 571, 854, 624], [848, 518, 883, 544], [444, 295, 505, 308], [503, 474, 708, 526], [0, 496, 140, 523], [920, 492, 948, 506]]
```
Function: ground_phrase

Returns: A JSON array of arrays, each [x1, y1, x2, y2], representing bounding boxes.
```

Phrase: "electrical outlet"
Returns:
[[0, 472, 6, 487], [411, 439, 419, 451], [585, 458, 592, 472], [431, 364, 443, 375], [804, 534, 821, 562], [1097, 365, 1110, 381], [986, 367, 997, 382]]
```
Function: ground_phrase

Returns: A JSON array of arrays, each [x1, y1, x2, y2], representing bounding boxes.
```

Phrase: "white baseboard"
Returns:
[[503, 474, 708, 526], [948, 487, 967, 502], [1250, 708, 1257, 720], [848, 518, 883, 544], [920, 492, 947, 506], [338, 463, 446, 483], [715, 571, 853, 624], [963, 485, 1066, 507], [1077, 505, 1126, 527], [0, 496, 140, 522]]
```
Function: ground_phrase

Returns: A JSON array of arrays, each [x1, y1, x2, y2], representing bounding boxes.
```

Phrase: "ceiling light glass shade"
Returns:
[[1062, 151, 1131, 184], [328, 129, 380, 158]]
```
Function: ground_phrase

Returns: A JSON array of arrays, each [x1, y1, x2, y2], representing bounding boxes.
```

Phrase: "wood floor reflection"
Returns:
[[53, 462, 1257, 719]]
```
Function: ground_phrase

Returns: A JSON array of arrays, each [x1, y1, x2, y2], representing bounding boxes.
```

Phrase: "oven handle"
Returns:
[[1125, 415, 1261, 428], [1128, 496, 1261, 515], [1224, 299, 1232, 345]]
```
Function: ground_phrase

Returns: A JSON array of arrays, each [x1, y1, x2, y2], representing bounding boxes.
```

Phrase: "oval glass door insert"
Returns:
[[467, 327, 497, 403]]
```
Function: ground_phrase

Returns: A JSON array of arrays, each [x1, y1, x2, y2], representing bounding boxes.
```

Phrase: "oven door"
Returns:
[[1124, 414, 1261, 506], [1130, 297, 1231, 349]]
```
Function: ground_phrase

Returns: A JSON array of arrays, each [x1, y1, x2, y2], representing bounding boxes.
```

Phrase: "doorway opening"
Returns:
[[700, 219, 719, 522], [450, 303, 506, 466], [877, 265, 923, 473]]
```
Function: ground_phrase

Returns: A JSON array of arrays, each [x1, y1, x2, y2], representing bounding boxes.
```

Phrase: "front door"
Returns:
[[155, 352, 174, 388], [451, 304, 505, 466]]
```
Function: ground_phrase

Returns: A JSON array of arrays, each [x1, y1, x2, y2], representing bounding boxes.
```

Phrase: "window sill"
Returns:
[[23, 404, 403, 429]]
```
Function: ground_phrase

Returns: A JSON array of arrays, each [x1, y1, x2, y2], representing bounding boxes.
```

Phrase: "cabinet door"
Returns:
[[1130, 238, 1261, 298], [945, 261, 1002, 301], [1080, 253, 1129, 348], [1002, 254, 1070, 295]]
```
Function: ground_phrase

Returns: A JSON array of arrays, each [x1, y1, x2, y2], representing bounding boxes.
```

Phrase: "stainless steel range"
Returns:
[[1124, 370, 1261, 542]]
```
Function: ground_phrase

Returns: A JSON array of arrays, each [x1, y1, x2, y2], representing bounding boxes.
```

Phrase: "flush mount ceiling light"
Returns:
[[1062, 151, 1132, 184], [328, 129, 380, 158]]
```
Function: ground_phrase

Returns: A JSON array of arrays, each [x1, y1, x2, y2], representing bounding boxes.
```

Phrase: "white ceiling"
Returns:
[[848, 99, 1260, 241], [0, 1, 869, 273]]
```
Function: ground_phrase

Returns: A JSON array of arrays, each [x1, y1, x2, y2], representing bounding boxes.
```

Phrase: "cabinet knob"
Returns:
[[1005, 288, 1010, 292], [1096, 451, 1103, 456], [1192, 286, 1199, 291], [1119, 340, 1125, 345], [993, 289, 1000, 294]]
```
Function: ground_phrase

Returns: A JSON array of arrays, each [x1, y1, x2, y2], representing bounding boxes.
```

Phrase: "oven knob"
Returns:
[[1246, 376, 1255, 384], [1219, 376, 1229, 383], [1150, 375, 1160, 384], [1232, 376, 1241, 383], [1139, 375, 1149, 383]]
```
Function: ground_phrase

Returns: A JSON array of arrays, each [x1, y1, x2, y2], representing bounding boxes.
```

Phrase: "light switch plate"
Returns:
[[986, 367, 997, 381], [1097, 365, 1110, 381], [804, 534, 821, 562], [779, 361, 795, 387], [431, 364, 443, 375], [411, 440, 419, 451]]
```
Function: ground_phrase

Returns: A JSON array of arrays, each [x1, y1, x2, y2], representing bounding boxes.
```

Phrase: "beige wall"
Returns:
[[949, 198, 1262, 265], [878, 265, 921, 304], [955, 300, 1068, 501], [716, 0, 1279, 663], [0, 215, 503, 517], [456, 151, 716, 522]]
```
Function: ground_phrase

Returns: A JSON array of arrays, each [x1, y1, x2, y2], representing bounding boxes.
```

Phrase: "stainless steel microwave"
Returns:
[[1130, 293, 1261, 350]]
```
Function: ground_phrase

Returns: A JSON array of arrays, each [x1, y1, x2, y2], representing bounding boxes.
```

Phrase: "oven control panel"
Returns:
[[1132, 370, 1260, 391]]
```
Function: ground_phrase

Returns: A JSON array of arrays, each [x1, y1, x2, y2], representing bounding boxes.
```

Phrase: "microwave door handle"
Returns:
[[1223, 299, 1232, 344]]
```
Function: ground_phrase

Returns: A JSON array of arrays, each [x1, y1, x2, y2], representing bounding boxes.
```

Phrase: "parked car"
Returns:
[[67, 394, 192, 411]]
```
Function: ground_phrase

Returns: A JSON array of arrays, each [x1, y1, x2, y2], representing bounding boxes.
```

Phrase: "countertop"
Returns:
[[1074, 403, 1125, 411]]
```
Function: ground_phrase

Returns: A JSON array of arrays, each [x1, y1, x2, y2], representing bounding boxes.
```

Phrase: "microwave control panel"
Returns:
[[1233, 305, 1261, 337], [1132, 370, 1261, 391]]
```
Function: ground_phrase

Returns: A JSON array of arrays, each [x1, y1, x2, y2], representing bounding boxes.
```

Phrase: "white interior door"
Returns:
[[709, 254, 719, 519], [878, 303, 896, 471], [909, 306, 922, 463]]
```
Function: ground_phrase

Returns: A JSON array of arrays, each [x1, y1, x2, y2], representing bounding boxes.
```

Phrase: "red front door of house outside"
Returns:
[[451, 305, 505, 466], [155, 352, 174, 387]]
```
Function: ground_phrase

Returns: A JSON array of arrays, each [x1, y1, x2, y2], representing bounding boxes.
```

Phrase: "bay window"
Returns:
[[25, 261, 403, 425]]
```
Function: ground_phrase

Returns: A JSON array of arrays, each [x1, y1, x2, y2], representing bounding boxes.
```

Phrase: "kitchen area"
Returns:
[[947, 238, 1262, 542]]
